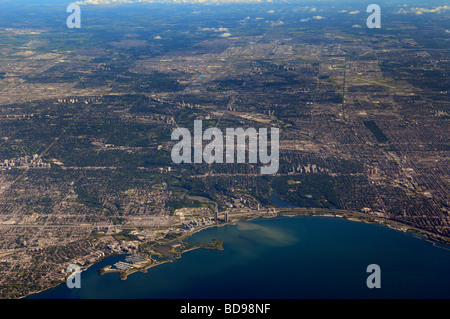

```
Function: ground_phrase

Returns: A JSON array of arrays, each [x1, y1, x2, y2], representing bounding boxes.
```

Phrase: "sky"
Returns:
[[1, 0, 449, 5], [1, 0, 450, 18]]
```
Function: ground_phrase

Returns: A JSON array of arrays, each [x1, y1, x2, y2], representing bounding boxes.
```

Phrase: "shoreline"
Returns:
[[20, 254, 115, 299], [272, 209, 450, 246], [102, 259, 173, 280], [101, 238, 225, 280], [22, 210, 450, 299]]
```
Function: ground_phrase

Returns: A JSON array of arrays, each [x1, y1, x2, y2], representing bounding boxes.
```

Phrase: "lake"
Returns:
[[27, 215, 450, 299]]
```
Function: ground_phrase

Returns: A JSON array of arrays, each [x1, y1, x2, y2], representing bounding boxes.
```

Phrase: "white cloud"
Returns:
[[75, 0, 272, 4], [396, 5, 450, 14], [219, 32, 232, 37], [312, 15, 325, 20], [154, 35, 162, 39], [416, 5, 449, 13], [271, 20, 284, 26], [199, 27, 229, 32], [349, 10, 360, 15]]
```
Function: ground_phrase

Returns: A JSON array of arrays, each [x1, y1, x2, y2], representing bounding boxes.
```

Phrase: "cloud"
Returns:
[[414, 5, 450, 14], [271, 20, 284, 26], [199, 27, 231, 37], [199, 27, 229, 32], [396, 5, 450, 14], [300, 18, 311, 22], [75, 0, 133, 4], [75, 0, 272, 4], [312, 15, 325, 20], [348, 10, 360, 15], [154, 35, 162, 39]]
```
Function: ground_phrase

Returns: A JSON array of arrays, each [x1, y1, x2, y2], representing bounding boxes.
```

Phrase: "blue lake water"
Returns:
[[27, 215, 450, 299]]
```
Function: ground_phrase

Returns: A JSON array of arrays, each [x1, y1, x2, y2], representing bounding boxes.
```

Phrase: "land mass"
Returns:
[[0, 1, 449, 298]]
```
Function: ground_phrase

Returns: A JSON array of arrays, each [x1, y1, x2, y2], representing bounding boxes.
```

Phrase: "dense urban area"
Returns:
[[0, 1, 448, 298]]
